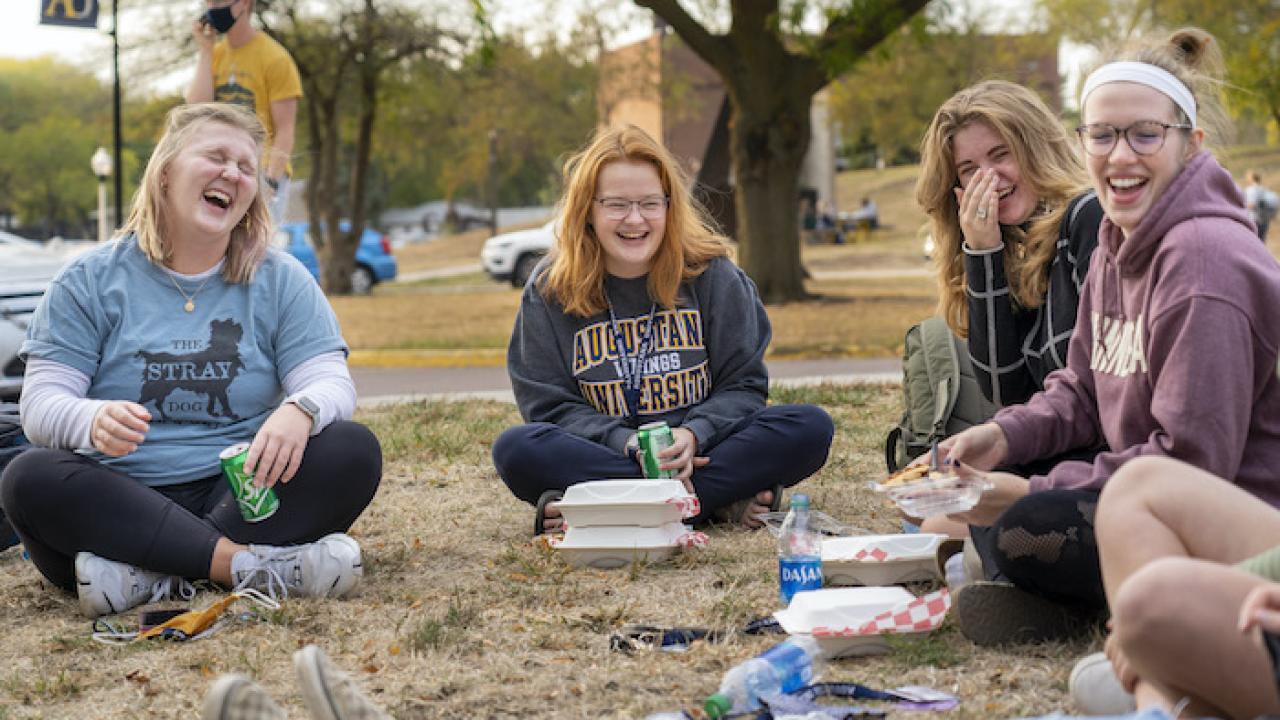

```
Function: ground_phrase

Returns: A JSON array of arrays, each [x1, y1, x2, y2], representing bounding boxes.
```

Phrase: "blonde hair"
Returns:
[[121, 103, 273, 284], [916, 81, 1089, 336], [1082, 27, 1230, 146], [539, 125, 729, 317]]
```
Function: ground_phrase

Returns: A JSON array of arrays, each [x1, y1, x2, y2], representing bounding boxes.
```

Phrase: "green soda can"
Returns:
[[637, 421, 675, 479], [220, 442, 279, 522]]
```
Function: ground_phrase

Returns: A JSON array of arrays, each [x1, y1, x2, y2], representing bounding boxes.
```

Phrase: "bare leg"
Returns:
[[209, 538, 247, 586], [1113, 557, 1280, 718], [1096, 456, 1280, 604], [920, 515, 970, 538]]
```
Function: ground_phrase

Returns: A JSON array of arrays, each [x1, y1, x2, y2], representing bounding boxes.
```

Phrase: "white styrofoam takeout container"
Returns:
[[821, 533, 946, 586], [774, 586, 925, 658], [555, 479, 699, 528], [550, 522, 706, 569]]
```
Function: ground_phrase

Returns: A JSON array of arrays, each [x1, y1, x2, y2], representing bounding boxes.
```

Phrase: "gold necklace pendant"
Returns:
[[167, 269, 215, 313]]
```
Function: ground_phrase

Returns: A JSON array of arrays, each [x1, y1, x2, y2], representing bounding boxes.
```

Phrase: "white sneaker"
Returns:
[[294, 644, 391, 720], [231, 533, 362, 600], [201, 673, 287, 720], [1070, 651, 1137, 715], [74, 551, 195, 619]]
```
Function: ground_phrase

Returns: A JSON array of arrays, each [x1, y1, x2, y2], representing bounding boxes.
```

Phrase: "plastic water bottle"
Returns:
[[778, 493, 823, 604], [703, 635, 826, 718]]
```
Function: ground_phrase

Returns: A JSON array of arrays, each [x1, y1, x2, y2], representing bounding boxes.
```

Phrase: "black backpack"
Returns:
[[884, 317, 998, 473]]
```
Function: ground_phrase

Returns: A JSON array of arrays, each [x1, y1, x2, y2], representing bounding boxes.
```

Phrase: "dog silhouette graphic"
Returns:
[[135, 318, 245, 420]]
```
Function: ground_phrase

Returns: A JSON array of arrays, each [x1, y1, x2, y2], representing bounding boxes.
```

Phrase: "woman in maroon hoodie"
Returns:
[[938, 28, 1280, 647]]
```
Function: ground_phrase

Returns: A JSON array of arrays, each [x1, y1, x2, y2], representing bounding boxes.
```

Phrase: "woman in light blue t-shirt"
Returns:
[[0, 103, 381, 619]]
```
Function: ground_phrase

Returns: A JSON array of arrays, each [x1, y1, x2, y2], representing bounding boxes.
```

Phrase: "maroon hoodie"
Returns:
[[994, 151, 1280, 506]]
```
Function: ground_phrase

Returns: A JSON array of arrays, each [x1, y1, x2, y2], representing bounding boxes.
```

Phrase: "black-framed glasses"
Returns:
[[595, 195, 669, 220], [1075, 121, 1193, 157]]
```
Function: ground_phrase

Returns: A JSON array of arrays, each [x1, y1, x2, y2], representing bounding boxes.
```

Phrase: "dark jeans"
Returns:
[[492, 404, 834, 520], [970, 487, 1106, 610], [0, 421, 381, 592]]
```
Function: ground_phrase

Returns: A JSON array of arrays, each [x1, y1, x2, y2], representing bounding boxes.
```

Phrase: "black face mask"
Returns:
[[202, 3, 238, 34]]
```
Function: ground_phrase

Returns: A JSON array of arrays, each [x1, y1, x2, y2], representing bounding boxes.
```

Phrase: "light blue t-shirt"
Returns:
[[22, 235, 348, 486]]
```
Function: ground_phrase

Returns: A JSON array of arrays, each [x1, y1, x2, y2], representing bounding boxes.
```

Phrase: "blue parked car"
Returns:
[[275, 222, 397, 294]]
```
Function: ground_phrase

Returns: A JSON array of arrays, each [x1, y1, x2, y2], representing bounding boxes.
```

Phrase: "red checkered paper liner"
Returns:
[[677, 531, 710, 548], [851, 547, 891, 562], [666, 495, 701, 519], [811, 588, 950, 637]]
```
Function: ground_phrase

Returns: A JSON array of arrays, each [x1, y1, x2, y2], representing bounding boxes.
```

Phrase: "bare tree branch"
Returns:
[[633, 0, 733, 73]]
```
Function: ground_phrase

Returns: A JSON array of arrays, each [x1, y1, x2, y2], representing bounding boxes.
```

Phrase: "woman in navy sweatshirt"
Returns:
[[493, 125, 833, 534]]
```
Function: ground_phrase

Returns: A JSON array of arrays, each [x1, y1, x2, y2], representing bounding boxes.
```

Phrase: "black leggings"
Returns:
[[492, 405, 834, 520], [970, 488, 1107, 610], [0, 421, 381, 592]]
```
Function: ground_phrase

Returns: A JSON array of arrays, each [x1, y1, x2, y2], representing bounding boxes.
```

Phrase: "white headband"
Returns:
[[1081, 61, 1197, 127]]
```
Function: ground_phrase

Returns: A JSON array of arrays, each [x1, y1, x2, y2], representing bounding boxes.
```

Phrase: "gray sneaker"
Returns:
[[294, 644, 392, 720], [201, 674, 287, 720], [231, 533, 362, 600], [954, 580, 1098, 646], [74, 551, 195, 618], [1070, 651, 1137, 715]]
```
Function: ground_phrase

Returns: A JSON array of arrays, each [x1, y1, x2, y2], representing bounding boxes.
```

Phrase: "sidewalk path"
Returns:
[[390, 263, 930, 286], [393, 263, 483, 283], [354, 356, 901, 407]]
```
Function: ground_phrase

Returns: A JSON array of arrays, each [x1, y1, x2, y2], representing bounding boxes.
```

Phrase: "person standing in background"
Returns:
[[1244, 170, 1276, 242], [186, 0, 301, 223]]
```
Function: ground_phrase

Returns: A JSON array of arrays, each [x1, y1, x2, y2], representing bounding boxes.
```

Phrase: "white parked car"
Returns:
[[480, 219, 556, 288], [0, 234, 77, 399]]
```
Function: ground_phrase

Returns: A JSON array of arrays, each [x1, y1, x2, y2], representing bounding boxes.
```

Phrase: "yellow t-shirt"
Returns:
[[211, 32, 302, 174]]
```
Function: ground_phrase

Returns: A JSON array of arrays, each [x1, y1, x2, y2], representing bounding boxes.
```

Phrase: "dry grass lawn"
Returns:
[[0, 384, 1096, 719]]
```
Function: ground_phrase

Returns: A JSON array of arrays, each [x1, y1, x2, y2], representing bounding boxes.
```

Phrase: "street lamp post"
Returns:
[[91, 147, 112, 243]]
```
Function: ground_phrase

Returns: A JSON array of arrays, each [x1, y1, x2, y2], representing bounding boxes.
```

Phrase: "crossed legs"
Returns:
[[1096, 456, 1280, 716]]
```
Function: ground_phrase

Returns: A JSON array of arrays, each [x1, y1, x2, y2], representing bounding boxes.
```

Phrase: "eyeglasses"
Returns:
[[1075, 121, 1193, 157], [595, 196, 669, 220]]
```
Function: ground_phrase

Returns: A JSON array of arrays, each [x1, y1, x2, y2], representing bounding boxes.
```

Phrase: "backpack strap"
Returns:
[[918, 316, 961, 444], [884, 426, 904, 473]]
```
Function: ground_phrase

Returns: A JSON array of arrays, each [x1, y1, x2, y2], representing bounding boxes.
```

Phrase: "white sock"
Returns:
[[229, 549, 256, 581], [945, 552, 970, 589]]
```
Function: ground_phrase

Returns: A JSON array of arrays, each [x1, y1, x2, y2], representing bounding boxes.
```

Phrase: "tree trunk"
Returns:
[[725, 85, 813, 303]]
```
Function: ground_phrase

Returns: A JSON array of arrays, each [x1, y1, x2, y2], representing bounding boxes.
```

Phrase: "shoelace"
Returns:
[[149, 575, 197, 605], [232, 546, 302, 601]]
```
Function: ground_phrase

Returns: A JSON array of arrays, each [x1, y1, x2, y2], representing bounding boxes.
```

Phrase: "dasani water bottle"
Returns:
[[778, 493, 823, 604], [703, 635, 826, 717]]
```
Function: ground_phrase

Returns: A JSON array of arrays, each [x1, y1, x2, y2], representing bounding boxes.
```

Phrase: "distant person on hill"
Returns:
[[849, 196, 879, 230], [1245, 169, 1277, 241], [186, 0, 301, 223], [492, 125, 834, 533], [938, 27, 1280, 649]]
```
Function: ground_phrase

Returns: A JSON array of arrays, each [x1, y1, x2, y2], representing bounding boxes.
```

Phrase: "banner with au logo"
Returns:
[[40, 0, 99, 28]]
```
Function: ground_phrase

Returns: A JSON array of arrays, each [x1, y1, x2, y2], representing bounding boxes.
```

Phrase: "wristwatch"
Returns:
[[287, 395, 319, 432], [624, 433, 640, 461]]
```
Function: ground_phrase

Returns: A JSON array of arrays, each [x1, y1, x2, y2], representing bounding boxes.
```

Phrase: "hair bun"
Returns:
[[1168, 27, 1218, 73]]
